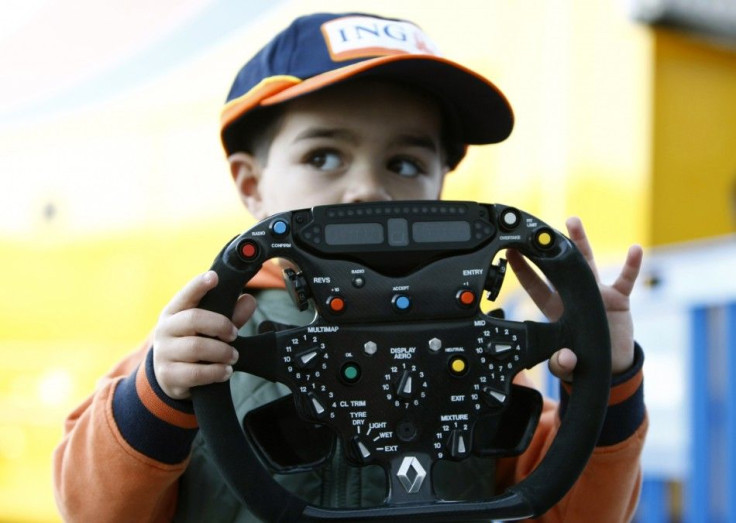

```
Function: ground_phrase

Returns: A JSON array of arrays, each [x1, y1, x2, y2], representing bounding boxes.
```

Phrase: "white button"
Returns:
[[503, 210, 519, 226], [364, 341, 378, 355]]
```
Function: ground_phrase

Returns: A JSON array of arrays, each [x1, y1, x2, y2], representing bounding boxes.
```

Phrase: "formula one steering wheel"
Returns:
[[190, 201, 610, 521]]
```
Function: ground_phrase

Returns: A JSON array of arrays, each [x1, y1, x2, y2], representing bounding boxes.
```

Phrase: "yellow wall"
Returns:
[[650, 28, 736, 245], [0, 224, 237, 521]]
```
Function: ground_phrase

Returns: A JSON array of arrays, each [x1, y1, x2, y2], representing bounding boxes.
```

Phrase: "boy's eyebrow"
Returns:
[[292, 128, 439, 152], [392, 133, 439, 152], [292, 127, 359, 144]]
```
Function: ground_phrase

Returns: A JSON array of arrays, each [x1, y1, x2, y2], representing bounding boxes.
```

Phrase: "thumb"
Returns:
[[232, 293, 257, 329], [548, 348, 577, 383]]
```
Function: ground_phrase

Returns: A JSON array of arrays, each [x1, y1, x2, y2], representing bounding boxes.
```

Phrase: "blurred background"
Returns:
[[1, 0, 735, 521]]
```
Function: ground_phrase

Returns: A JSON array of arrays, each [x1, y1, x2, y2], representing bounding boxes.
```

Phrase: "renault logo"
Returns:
[[396, 456, 427, 494]]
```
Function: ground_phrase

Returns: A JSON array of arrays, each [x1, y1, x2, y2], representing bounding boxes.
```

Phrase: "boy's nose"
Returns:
[[342, 169, 391, 203]]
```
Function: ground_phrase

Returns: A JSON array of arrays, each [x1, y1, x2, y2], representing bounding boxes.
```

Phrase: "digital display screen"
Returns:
[[322, 220, 472, 246], [412, 221, 471, 243], [387, 219, 409, 247], [325, 223, 384, 245]]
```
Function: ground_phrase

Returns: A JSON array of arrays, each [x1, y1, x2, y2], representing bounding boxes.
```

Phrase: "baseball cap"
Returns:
[[221, 12, 514, 160]]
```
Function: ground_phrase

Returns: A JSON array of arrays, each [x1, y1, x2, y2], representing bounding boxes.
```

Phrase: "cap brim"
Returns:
[[222, 54, 513, 147]]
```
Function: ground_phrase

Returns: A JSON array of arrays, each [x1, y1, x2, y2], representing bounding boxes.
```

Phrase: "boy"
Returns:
[[53, 12, 647, 522]]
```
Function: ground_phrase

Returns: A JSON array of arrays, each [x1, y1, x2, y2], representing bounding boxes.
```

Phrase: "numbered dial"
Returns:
[[384, 362, 429, 409], [350, 420, 401, 463], [473, 323, 525, 410], [433, 421, 472, 460], [284, 333, 335, 420]]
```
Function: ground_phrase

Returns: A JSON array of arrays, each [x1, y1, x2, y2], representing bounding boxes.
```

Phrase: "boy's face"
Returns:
[[230, 81, 449, 220]]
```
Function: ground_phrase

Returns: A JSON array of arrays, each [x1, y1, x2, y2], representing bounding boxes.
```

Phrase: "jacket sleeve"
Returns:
[[497, 344, 648, 523], [52, 338, 198, 523], [52, 268, 285, 522]]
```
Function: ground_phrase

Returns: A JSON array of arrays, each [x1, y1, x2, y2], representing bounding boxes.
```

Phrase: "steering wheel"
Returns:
[[190, 201, 610, 521]]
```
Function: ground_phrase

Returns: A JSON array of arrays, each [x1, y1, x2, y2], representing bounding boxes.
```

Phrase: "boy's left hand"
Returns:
[[506, 217, 643, 382]]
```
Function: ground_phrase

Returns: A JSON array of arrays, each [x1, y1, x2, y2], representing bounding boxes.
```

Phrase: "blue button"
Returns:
[[393, 295, 412, 311], [271, 220, 289, 236]]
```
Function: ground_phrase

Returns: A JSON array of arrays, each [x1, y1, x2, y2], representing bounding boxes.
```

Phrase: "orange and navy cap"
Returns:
[[220, 12, 514, 160]]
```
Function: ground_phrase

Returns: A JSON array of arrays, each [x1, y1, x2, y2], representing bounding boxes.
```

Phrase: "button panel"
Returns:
[[218, 202, 563, 480]]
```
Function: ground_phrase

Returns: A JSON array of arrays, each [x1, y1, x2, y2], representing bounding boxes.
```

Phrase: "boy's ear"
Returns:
[[229, 152, 266, 219]]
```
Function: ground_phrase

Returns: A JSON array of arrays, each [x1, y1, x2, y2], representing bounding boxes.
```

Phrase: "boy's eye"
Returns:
[[388, 157, 424, 178], [307, 150, 343, 171]]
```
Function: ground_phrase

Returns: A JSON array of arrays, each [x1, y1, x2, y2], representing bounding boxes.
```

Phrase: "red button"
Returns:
[[328, 296, 345, 313], [239, 241, 258, 260], [457, 290, 476, 306]]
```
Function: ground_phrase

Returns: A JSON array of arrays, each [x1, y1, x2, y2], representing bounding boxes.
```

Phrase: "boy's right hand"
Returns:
[[152, 271, 257, 400]]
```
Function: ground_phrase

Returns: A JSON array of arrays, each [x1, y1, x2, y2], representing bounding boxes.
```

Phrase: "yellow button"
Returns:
[[450, 357, 467, 375], [536, 231, 552, 247]]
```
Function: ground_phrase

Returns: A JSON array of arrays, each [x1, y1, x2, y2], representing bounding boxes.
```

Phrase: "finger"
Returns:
[[611, 244, 644, 297], [507, 250, 564, 320], [506, 249, 555, 308], [163, 336, 239, 365], [548, 348, 577, 383], [165, 308, 238, 342], [565, 217, 599, 280], [232, 293, 257, 329], [161, 271, 219, 317], [157, 362, 234, 400]]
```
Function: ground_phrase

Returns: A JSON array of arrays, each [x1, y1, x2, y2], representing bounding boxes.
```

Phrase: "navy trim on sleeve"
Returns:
[[559, 343, 645, 446], [144, 348, 195, 414], [610, 342, 645, 387], [595, 382, 645, 446], [112, 349, 198, 464]]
